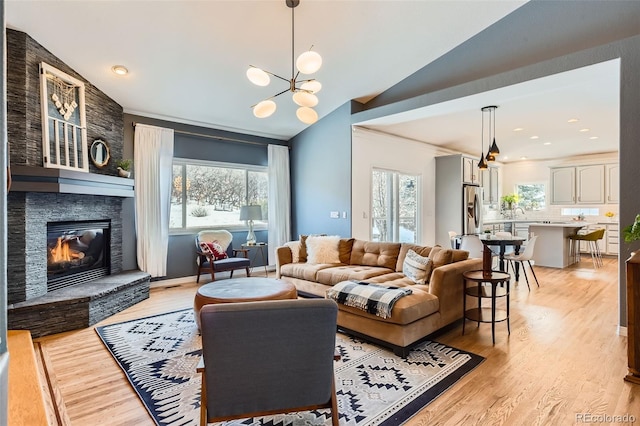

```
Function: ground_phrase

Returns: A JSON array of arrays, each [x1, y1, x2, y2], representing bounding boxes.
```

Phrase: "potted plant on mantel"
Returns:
[[116, 159, 132, 178], [624, 213, 640, 384]]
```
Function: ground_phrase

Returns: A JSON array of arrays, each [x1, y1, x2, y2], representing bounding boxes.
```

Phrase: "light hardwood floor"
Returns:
[[33, 257, 640, 425]]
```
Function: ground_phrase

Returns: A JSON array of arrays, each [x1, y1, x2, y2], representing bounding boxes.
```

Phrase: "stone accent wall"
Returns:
[[7, 29, 124, 174], [7, 192, 123, 305]]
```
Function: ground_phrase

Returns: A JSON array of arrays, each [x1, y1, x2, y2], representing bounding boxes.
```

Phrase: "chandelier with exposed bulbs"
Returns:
[[246, 0, 322, 124]]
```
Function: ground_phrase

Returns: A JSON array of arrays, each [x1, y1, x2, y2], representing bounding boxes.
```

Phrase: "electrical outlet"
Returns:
[[342, 211, 347, 219], [330, 211, 340, 219]]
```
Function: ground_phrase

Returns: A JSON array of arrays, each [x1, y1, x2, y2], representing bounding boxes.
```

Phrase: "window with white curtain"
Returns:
[[170, 158, 268, 230], [371, 169, 419, 243]]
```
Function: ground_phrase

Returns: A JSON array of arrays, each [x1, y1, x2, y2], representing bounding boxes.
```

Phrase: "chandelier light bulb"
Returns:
[[253, 100, 276, 118], [296, 51, 322, 75], [301, 80, 322, 94], [246, 67, 270, 86], [292, 91, 318, 107], [296, 107, 318, 124]]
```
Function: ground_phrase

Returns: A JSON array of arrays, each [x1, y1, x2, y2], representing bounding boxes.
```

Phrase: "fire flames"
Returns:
[[50, 237, 84, 263]]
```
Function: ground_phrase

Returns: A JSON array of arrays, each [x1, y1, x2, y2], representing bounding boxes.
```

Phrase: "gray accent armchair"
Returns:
[[197, 299, 339, 425]]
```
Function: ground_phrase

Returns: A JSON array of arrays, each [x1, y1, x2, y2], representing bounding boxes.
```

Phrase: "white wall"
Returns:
[[351, 127, 445, 245]]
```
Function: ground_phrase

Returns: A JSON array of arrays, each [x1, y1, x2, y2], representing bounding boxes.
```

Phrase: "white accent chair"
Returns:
[[195, 230, 250, 283], [504, 235, 540, 290]]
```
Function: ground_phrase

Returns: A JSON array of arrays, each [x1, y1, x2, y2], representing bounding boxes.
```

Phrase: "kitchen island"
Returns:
[[529, 222, 588, 268]]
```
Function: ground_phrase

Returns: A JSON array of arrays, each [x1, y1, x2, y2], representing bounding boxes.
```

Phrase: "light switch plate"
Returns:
[[330, 211, 340, 219]]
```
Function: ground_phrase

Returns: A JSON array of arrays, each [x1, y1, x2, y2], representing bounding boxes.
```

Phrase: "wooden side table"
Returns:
[[462, 270, 511, 344], [241, 243, 268, 277]]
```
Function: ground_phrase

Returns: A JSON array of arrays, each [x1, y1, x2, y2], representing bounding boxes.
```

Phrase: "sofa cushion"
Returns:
[[429, 246, 454, 269], [349, 240, 401, 270], [451, 249, 470, 262], [329, 284, 439, 325], [403, 249, 432, 285], [279, 262, 339, 282], [315, 265, 395, 286], [396, 243, 433, 272], [338, 238, 355, 264], [306, 235, 341, 264]]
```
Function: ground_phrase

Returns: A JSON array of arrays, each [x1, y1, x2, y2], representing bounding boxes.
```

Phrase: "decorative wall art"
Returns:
[[39, 62, 88, 171]]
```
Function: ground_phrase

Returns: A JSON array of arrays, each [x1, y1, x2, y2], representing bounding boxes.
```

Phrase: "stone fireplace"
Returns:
[[6, 175, 150, 338]]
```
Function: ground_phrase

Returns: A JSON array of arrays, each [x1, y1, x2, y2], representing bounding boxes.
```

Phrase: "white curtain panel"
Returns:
[[267, 144, 291, 265], [133, 124, 174, 277]]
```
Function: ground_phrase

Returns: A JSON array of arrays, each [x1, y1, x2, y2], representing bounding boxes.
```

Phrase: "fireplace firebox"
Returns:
[[47, 220, 111, 291]]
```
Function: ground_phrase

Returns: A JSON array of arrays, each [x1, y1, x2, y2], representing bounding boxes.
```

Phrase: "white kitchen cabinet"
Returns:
[[550, 164, 611, 205], [480, 166, 499, 205], [462, 156, 479, 185], [576, 165, 605, 204], [550, 167, 575, 204], [606, 224, 619, 254], [606, 164, 619, 204]]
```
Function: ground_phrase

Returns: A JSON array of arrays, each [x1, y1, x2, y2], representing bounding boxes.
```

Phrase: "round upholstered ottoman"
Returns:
[[193, 277, 297, 329]]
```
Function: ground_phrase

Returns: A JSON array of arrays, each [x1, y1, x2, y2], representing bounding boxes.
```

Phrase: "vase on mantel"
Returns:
[[626, 251, 640, 384], [117, 167, 131, 178]]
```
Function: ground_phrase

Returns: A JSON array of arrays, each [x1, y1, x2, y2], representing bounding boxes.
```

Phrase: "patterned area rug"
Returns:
[[96, 309, 483, 426]]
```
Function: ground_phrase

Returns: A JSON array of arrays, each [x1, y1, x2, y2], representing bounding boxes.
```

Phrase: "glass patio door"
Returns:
[[371, 169, 419, 243]]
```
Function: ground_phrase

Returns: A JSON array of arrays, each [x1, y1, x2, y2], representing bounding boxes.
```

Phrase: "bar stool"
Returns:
[[569, 228, 605, 268]]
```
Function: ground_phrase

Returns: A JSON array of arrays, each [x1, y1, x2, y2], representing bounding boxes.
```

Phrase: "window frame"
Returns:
[[370, 167, 420, 243], [515, 182, 547, 211], [170, 157, 268, 234]]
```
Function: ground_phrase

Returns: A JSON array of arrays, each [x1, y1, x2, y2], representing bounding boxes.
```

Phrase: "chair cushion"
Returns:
[[210, 257, 250, 272], [200, 241, 228, 260]]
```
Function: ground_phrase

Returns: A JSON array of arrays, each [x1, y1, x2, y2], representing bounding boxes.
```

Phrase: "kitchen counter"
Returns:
[[529, 223, 586, 268]]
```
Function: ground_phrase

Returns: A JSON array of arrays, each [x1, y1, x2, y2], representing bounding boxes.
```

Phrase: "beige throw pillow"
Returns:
[[306, 235, 341, 264], [403, 249, 432, 285]]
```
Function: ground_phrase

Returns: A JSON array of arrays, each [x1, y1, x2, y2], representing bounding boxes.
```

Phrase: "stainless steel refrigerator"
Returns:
[[435, 155, 485, 246], [463, 185, 483, 235]]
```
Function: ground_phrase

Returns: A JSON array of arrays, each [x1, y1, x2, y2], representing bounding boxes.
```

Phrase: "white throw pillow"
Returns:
[[306, 235, 341, 264], [403, 249, 432, 285], [284, 240, 302, 263]]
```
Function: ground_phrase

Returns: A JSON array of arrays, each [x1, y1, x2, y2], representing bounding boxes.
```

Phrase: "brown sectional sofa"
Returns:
[[275, 238, 482, 356]]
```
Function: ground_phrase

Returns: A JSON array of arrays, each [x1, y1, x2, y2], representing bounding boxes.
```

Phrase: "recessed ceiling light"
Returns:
[[513, 127, 524, 132], [589, 136, 599, 140], [543, 142, 551, 145], [568, 118, 579, 123], [520, 156, 527, 160], [502, 156, 508, 160], [579, 128, 590, 132], [530, 136, 539, 140], [111, 65, 129, 76]]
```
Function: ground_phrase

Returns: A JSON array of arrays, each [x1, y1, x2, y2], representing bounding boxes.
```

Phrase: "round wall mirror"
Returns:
[[90, 139, 110, 168]]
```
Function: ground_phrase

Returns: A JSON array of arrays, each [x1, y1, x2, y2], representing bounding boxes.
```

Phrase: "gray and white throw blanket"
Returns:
[[327, 280, 412, 319]]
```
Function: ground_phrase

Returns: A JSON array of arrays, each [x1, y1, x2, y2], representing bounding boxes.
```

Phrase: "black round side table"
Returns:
[[462, 270, 511, 344]]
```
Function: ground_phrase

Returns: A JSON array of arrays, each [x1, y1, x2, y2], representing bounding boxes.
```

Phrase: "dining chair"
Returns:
[[504, 235, 539, 290], [459, 234, 485, 259]]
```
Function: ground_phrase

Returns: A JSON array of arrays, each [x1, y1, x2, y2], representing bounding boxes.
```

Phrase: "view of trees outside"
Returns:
[[516, 183, 546, 210], [170, 162, 268, 229], [371, 169, 418, 243]]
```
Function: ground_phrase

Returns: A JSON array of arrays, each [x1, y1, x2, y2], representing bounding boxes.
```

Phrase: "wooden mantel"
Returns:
[[9, 165, 134, 198]]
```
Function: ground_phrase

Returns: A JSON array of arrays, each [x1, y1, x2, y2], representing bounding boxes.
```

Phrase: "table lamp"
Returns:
[[239, 205, 262, 245]]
